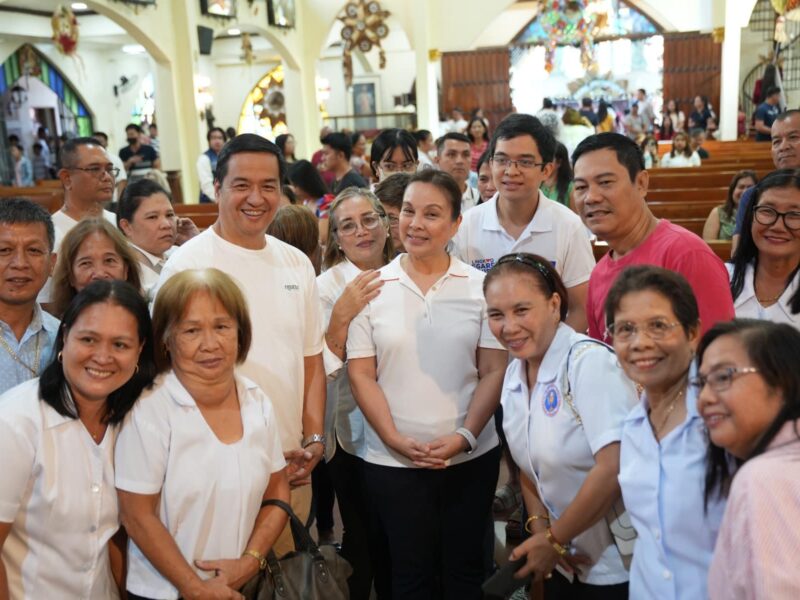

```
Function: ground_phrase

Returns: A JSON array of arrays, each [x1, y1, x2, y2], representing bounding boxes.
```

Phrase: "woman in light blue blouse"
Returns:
[[605, 265, 726, 600]]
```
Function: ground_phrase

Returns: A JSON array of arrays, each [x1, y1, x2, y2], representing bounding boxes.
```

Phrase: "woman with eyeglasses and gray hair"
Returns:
[[484, 252, 637, 598], [606, 265, 726, 600], [316, 187, 394, 599], [728, 169, 800, 329]]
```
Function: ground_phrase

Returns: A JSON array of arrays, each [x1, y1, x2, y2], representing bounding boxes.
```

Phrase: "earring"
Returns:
[[57, 351, 63, 363], [134, 364, 140, 374]]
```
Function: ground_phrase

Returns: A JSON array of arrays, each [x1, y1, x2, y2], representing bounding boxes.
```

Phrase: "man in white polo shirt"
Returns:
[[39, 137, 119, 306], [452, 113, 594, 332], [154, 133, 326, 555], [435, 132, 481, 213]]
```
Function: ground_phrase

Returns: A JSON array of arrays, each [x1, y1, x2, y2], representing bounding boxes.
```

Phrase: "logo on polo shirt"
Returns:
[[471, 258, 495, 272], [542, 384, 560, 416], [284, 284, 299, 291]]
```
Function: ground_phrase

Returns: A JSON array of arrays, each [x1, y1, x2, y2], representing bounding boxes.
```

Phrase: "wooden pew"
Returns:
[[646, 188, 727, 202], [0, 187, 63, 213]]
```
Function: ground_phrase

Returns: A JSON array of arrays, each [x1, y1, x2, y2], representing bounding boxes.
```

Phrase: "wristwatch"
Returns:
[[242, 549, 267, 571], [301, 433, 326, 450]]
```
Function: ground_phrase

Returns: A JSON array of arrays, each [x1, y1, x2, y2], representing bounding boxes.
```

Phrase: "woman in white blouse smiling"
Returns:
[[116, 269, 289, 600], [0, 280, 156, 599], [347, 170, 507, 598], [728, 170, 800, 329]]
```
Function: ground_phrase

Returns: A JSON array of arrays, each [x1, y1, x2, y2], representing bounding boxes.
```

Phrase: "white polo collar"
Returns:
[[502, 323, 574, 391], [735, 262, 799, 323], [482, 191, 556, 236], [162, 369, 259, 408]]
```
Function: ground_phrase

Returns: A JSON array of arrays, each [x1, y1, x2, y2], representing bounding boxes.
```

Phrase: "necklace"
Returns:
[[649, 387, 684, 438], [754, 280, 784, 305], [0, 331, 41, 376]]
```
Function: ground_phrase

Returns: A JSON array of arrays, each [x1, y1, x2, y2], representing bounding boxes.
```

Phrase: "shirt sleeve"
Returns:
[[114, 398, 170, 494], [451, 220, 469, 263], [670, 249, 735, 334], [478, 300, 504, 350], [302, 260, 325, 357], [734, 187, 755, 235], [259, 391, 288, 474], [346, 304, 376, 359], [559, 219, 595, 288], [570, 344, 637, 454], [196, 154, 215, 199], [691, 152, 701, 166], [0, 415, 36, 522], [317, 278, 344, 377]]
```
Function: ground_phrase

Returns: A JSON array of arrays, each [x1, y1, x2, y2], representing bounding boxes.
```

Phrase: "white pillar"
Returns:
[[284, 61, 321, 160], [719, 9, 743, 141], [411, 0, 440, 132]]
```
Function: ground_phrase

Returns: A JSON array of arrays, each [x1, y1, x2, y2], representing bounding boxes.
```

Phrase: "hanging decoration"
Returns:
[[772, 0, 800, 20], [337, 0, 390, 88], [536, 0, 606, 74], [241, 32, 254, 64], [52, 5, 80, 56]]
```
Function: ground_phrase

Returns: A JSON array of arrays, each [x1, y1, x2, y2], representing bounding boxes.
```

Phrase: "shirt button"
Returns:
[[654, 528, 661, 540], [91, 483, 100, 493], [662, 569, 672, 580], [89, 525, 97, 533]]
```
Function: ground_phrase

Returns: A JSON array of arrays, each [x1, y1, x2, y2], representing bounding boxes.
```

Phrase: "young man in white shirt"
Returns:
[[39, 138, 119, 305], [154, 134, 326, 555], [196, 127, 226, 203], [452, 113, 594, 333], [435, 132, 480, 213]]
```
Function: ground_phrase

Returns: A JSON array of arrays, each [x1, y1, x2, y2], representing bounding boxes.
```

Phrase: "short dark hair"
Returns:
[[0, 198, 55, 251], [288, 159, 329, 199], [374, 172, 412, 210], [8, 134, 20, 144], [350, 131, 365, 147], [765, 86, 782, 98], [638, 88, 646, 95], [59, 137, 104, 169], [149, 123, 158, 131], [542, 98, 554, 109], [407, 169, 461, 220], [730, 169, 800, 314], [92, 131, 108, 143], [489, 114, 556, 164], [484, 253, 569, 321], [322, 132, 353, 161], [206, 127, 226, 143], [476, 149, 491, 173], [413, 129, 432, 144], [125, 123, 142, 134], [700, 319, 800, 507], [117, 178, 173, 229], [604, 265, 699, 335], [572, 132, 645, 181], [370, 129, 418, 176], [435, 132, 471, 154], [39, 280, 157, 425], [581, 97, 593, 108], [33, 142, 43, 152], [215, 133, 287, 186]]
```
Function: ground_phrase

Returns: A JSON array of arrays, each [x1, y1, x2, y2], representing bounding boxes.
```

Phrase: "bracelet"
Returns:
[[524, 514, 550, 534], [242, 549, 267, 571], [455, 427, 478, 454], [302, 433, 326, 450], [546, 527, 569, 557]]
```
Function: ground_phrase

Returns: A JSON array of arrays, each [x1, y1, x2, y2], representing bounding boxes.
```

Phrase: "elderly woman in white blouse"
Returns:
[[116, 269, 289, 600], [728, 169, 800, 329], [0, 280, 156, 599]]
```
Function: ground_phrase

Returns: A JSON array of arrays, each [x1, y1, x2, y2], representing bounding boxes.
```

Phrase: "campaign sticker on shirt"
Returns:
[[471, 258, 495, 273], [542, 384, 560, 416]]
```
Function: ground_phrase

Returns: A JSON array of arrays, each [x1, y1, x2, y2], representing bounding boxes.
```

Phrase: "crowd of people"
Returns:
[[0, 101, 799, 600]]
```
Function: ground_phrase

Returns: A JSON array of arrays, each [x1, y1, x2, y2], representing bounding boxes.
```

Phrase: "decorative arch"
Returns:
[[237, 64, 287, 137], [0, 44, 94, 136]]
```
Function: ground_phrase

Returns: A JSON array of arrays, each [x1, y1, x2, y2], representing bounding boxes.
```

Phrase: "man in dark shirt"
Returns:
[[579, 97, 598, 127], [322, 132, 367, 193], [754, 86, 782, 142], [119, 123, 160, 180]]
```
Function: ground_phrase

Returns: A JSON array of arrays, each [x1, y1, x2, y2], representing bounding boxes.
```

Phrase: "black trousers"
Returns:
[[544, 571, 629, 600], [326, 445, 380, 600], [311, 457, 336, 532], [364, 445, 501, 600]]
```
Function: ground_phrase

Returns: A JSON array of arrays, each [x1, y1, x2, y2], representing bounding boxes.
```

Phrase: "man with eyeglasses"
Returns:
[[453, 114, 595, 333], [322, 132, 367, 194], [38, 137, 120, 306], [572, 132, 734, 342], [434, 133, 481, 213]]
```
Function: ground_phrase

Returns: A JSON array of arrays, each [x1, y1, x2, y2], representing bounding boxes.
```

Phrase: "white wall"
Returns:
[[211, 60, 282, 135]]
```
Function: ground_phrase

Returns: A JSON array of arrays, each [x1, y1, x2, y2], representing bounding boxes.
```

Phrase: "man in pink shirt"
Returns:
[[572, 132, 734, 341]]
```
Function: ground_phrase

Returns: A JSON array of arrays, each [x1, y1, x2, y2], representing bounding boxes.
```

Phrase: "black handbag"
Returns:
[[240, 499, 352, 600]]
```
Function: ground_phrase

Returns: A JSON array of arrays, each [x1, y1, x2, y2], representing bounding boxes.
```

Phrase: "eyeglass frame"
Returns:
[[751, 204, 800, 231], [67, 165, 120, 180], [334, 212, 385, 237], [490, 156, 548, 171], [378, 160, 418, 174], [605, 317, 681, 342], [689, 366, 759, 393]]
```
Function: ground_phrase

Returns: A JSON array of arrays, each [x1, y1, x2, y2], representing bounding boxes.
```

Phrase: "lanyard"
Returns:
[[0, 330, 42, 377]]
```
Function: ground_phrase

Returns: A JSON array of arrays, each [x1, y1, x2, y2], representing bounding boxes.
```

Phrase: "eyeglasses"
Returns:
[[69, 166, 120, 180], [752, 205, 800, 230], [606, 317, 680, 342], [491, 156, 547, 171], [379, 161, 417, 173], [336, 213, 383, 236], [689, 367, 759, 393]]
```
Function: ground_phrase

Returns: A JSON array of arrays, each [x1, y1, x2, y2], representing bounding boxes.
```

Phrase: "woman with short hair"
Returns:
[[116, 268, 290, 600], [0, 280, 156, 599], [51, 218, 142, 317]]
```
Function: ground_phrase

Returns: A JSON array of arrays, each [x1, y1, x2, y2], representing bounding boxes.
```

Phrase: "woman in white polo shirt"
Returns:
[[0, 280, 156, 600], [728, 170, 800, 329], [484, 252, 637, 598], [317, 187, 394, 600], [347, 169, 507, 599], [116, 269, 289, 600]]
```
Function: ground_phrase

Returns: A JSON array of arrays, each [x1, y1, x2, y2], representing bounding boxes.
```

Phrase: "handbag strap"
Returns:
[[260, 498, 328, 564], [559, 339, 615, 427]]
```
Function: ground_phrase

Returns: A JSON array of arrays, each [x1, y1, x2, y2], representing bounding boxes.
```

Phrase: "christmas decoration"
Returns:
[[52, 4, 79, 56], [338, 0, 390, 88], [537, 0, 606, 73]]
